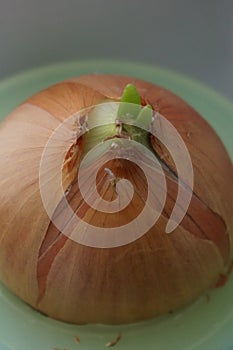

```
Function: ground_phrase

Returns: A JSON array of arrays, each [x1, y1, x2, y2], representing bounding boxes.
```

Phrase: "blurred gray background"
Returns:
[[0, 0, 232, 101]]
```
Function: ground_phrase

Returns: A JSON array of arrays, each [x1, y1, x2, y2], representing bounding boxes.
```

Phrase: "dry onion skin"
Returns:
[[0, 74, 233, 325]]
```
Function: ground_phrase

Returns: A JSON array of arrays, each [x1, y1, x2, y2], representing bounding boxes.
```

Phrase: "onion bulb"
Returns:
[[0, 74, 232, 325]]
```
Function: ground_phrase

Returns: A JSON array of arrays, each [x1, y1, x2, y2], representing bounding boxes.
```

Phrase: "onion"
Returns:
[[0, 74, 232, 325]]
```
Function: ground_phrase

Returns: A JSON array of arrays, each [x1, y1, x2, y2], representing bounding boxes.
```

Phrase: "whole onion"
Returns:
[[0, 74, 232, 325]]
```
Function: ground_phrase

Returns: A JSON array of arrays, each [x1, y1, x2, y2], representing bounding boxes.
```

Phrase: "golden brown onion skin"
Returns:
[[0, 75, 232, 325]]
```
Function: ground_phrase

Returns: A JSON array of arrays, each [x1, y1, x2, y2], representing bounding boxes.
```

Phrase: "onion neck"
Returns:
[[81, 83, 155, 159], [81, 119, 154, 160]]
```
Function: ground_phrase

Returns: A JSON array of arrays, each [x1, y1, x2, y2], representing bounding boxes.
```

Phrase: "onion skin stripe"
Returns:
[[37, 233, 68, 304]]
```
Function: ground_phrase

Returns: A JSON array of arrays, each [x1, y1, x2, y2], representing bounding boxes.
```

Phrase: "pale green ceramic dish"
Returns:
[[0, 60, 232, 350]]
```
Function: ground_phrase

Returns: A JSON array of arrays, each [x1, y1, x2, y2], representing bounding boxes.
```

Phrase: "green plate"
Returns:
[[0, 60, 232, 350]]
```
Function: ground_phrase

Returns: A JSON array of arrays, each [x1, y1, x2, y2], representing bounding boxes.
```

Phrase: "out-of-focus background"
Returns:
[[0, 0, 232, 101]]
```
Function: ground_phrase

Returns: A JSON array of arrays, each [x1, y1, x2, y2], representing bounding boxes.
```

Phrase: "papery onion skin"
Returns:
[[0, 74, 232, 325]]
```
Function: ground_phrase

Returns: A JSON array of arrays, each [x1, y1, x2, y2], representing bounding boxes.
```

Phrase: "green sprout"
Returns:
[[117, 83, 141, 118], [118, 83, 153, 131], [137, 104, 153, 130]]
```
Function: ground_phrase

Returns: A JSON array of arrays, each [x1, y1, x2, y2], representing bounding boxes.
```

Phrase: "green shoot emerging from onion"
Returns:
[[82, 83, 154, 156]]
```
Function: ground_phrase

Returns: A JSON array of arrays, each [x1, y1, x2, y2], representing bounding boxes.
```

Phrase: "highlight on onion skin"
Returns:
[[0, 74, 232, 325]]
